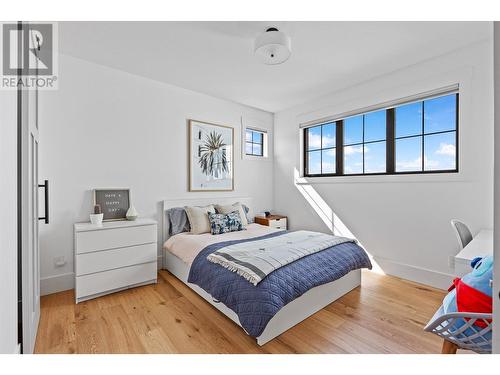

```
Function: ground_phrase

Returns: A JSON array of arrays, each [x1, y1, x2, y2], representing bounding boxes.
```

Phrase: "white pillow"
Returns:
[[185, 205, 216, 234], [214, 202, 248, 227]]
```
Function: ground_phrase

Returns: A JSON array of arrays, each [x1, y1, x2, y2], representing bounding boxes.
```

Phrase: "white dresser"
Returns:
[[74, 218, 158, 303]]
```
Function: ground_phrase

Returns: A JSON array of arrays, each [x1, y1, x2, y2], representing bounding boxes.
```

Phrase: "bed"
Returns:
[[162, 197, 371, 345]]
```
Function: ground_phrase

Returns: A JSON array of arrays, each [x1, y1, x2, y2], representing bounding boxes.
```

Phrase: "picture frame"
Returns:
[[188, 119, 234, 191], [93, 188, 131, 221]]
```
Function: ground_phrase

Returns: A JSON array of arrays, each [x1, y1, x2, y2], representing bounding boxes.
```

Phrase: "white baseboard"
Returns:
[[40, 272, 75, 296], [373, 256, 454, 290], [41, 258, 163, 296]]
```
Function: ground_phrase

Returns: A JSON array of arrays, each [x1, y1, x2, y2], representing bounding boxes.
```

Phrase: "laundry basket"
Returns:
[[424, 310, 493, 354]]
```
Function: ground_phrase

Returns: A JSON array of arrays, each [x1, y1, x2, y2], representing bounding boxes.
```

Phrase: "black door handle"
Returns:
[[38, 180, 49, 224]]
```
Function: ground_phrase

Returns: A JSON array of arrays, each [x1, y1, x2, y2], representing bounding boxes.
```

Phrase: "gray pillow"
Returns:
[[242, 204, 254, 224], [167, 207, 190, 236]]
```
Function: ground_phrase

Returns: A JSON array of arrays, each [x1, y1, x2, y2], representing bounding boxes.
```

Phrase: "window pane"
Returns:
[[307, 126, 322, 150], [344, 115, 363, 145], [245, 142, 253, 155], [245, 130, 253, 142], [322, 123, 336, 148], [424, 131, 456, 171], [344, 145, 363, 174], [253, 143, 263, 156], [252, 131, 263, 144], [395, 136, 422, 172], [364, 141, 386, 173], [322, 148, 336, 174], [364, 110, 386, 142], [307, 151, 321, 175], [395, 102, 422, 138], [424, 94, 456, 134]]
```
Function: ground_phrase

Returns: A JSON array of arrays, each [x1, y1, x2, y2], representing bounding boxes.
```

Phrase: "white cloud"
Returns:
[[323, 149, 335, 157], [308, 134, 321, 149], [321, 162, 335, 173], [436, 142, 455, 157], [396, 156, 438, 170], [344, 145, 363, 155], [308, 134, 335, 149]]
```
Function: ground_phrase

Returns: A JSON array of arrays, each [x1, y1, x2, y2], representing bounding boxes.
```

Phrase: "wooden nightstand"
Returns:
[[255, 215, 287, 231]]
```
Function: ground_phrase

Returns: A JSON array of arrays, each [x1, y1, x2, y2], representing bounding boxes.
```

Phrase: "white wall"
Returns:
[[493, 22, 500, 354], [274, 40, 494, 289], [0, 90, 19, 353], [39, 54, 274, 295]]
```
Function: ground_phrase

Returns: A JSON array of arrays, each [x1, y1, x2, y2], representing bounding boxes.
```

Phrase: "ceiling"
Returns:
[[59, 22, 491, 112]]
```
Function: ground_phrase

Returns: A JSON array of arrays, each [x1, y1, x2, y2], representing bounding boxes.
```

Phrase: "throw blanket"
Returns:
[[207, 230, 356, 285], [188, 231, 372, 337]]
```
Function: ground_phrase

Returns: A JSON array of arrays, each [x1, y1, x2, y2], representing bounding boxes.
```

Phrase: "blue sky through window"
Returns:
[[424, 131, 456, 171], [344, 145, 363, 174], [396, 102, 422, 138], [424, 95, 456, 134], [344, 115, 363, 145], [246, 129, 264, 156], [395, 94, 456, 172], [322, 148, 336, 174], [308, 150, 321, 174], [364, 141, 386, 173], [322, 123, 336, 148], [396, 136, 422, 172], [364, 110, 386, 142], [307, 126, 322, 150]]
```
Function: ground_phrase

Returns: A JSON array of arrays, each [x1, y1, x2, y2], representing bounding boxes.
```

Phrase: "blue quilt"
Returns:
[[188, 231, 372, 338]]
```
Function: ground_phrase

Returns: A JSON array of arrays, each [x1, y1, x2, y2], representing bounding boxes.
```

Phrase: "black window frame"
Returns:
[[304, 93, 459, 177], [245, 129, 265, 157]]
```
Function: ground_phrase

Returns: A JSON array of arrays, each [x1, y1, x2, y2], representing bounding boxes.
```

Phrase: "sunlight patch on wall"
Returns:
[[293, 168, 384, 274]]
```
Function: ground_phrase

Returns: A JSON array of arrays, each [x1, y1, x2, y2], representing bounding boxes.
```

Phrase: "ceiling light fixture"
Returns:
[[254, 27, 291, 65]]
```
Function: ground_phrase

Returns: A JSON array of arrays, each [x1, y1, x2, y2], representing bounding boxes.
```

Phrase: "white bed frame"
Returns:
[[162, 197, 361, 346]]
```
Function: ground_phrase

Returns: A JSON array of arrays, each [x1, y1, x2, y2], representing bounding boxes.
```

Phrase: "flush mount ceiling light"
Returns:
[[254, 27, 291, 65]]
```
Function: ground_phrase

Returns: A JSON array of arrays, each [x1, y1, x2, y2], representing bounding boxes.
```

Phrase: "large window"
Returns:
[[304, 92, 458, 177]]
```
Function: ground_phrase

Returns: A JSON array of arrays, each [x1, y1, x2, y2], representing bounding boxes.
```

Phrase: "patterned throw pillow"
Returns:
[[226, 211, 244, 232], [208, 211, 243, 235]]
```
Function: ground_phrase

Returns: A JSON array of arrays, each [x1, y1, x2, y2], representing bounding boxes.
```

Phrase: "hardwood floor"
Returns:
[[34, 270, 447, 354]]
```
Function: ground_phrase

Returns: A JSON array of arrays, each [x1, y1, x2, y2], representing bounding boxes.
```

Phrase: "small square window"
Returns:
[[245, 129, 265, 157]]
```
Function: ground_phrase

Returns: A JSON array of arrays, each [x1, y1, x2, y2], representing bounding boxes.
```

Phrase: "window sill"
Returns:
[[297, 171, 467, 184], [241, 154, 272, 162]]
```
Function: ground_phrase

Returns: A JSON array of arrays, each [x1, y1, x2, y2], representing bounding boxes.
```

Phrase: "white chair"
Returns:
[[424, 311, 492, 354], [450, 219, 473, 250]]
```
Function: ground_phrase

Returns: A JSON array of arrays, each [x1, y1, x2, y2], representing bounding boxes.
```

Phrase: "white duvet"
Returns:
[[163, 223, 280, 265]]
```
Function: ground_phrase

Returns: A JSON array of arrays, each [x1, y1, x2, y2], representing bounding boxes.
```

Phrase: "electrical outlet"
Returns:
[[448, 255, 455, 269], [54, 256, 66, 267]]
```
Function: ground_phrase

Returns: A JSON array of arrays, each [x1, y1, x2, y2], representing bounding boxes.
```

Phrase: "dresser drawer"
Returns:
[[76, 242, 157, 276], [269, 218, 287, 230], [76, 262, 157, 301], [76, 224, 156, 254]]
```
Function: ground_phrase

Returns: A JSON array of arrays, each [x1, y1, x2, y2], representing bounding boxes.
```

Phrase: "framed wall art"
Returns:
[[188, 119, 234, 191]]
